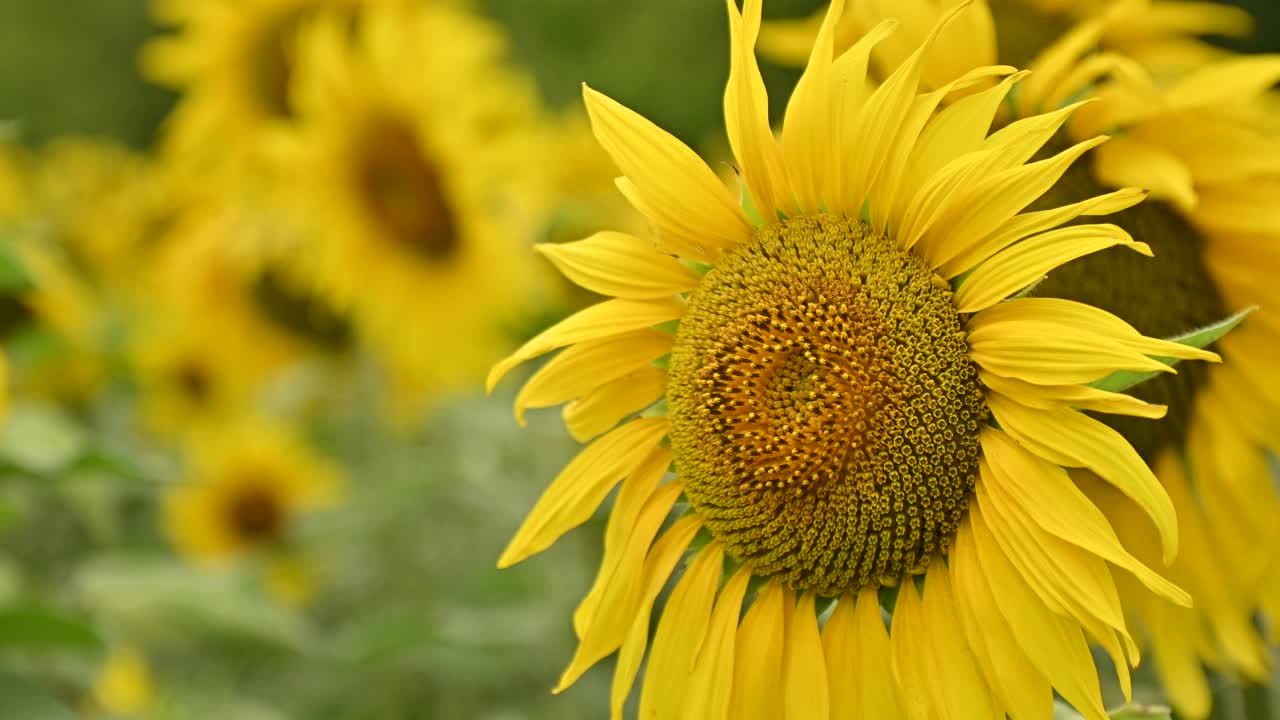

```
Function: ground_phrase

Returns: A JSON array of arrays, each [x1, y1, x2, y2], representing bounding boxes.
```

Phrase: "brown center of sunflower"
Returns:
[[1034, 155, 1228, 460], [667, 215, 988, 595], [226, 483, 285, 543], [252, 269, 353, 351], [174, 361, 212, 405], [355, 116, 458, 261]]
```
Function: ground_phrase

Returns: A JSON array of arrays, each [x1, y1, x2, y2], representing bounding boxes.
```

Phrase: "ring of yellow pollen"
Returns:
[[668, 215, 988, 595]]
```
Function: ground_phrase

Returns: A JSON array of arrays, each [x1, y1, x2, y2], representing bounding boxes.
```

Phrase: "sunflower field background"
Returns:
[[1, 1, 1279, 719]]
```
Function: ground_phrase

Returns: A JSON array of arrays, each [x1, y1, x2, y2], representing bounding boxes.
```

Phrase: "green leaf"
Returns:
[[1090, 306, 1256, 394], [0, 237, 33, 292], [0, 606, 103, 654], [0, 671, 78, 720], [75, 557, 313, 653], [0, 402, 86, 474]]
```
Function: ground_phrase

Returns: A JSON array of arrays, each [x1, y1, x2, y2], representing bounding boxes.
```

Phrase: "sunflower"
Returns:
[[4, 140, 174, 403], [488, 2, 1224, 717], [92, 647, 154, 716], [142, 0, 400, 186], [279, 3, 550, 409], [165, 422, 341, 564], [764, 1, 1280, 715]]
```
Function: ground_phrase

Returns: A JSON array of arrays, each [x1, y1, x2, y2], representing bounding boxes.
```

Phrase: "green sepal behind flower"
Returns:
[[1090, 306, 1256, 394]]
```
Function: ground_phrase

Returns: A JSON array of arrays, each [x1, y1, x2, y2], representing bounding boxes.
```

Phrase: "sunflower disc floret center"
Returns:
[[668, 215, 987, 596]]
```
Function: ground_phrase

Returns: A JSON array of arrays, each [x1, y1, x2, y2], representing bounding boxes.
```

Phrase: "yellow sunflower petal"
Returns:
[[1164, 55, 1280, 111], [563, 366, 667, 442], [903, 99, 1094, 256], [513, 329, 673, 425], [953, 223, 1148, 313], [843, 4, 965, 217], [572, 445, 674, 636], [488, 297, 684, 393], [1130, 110, 1280, 185], [729, 580, 788, 720], [1146, 600, 1213, 720], [1094, 135, 1198, 211], [1017, 4, 1123, 114], [980, 427, 1188, 605], [784, 592, 830, 720], [875, 65, 1017, 233], [979, 371, 1167, 419], [966, 507, 1110, 720], [830, 19, 901, 207], [497, 417, 668, 568], [583, 85, 751, 254], [890, 580, 944, 720], [639, 544, 725, 720], [823, 589, 903, 720], [938, 187, 1147, 279], [686, 565, 752, 720], [535, 232, 702, 299], [895, 71, 1027, 218], [559, 476, 681, 691], [1195, 178, 1280, 235], [977, 472, 1138, 699], [919, 562, 998, 719], [950, 519, 1054, 720], [782, 0, 844, 215], [1044, 52, 1147, 111], [987, 393, 1177, 563], [725, 0, 794, 219], [919, 136, 1109, 268], [974, 297, 1222, 362], [966, 316, 1173, 387], [610, 515, 703, 718]]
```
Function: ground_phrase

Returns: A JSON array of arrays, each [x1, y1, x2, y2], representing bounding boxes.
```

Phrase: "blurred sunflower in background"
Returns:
[[141, 0, 375, 187], [165, 421, 341, 565], [278, 2, 555, 411], [490, 1, 1237, 717], [763, 1, 1280, 715]]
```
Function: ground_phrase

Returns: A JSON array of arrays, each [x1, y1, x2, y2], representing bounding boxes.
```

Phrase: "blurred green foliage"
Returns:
[[0, 2, 175, 148]]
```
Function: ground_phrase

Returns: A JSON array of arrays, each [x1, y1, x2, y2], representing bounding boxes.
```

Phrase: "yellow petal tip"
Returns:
[[496, 544, 525, 570]]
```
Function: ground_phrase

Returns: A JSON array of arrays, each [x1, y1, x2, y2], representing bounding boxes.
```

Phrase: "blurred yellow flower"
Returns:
[[489, 2, 1221, 717], [92, 647, 154, 716], [765, 2, 1280, 716], [142, 0, 386, 186], [165, 422, 341, 563], [5, 140, 174, 404], [23, 140, 174, 296], [278, 2, 552, 408], [13, 242, 114, 403], [0, 139, 29, 222], [130, 208, 308, 435]]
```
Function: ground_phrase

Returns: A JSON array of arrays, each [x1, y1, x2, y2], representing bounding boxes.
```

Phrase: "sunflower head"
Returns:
[[165, 423, 341, 563], [669, 214, 986, 593], [274, 1, 555, 409], [486, 1, 1230, 717]]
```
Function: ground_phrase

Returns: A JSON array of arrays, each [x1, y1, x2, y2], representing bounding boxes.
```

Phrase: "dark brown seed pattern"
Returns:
[[667, 215, 988, 595]]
